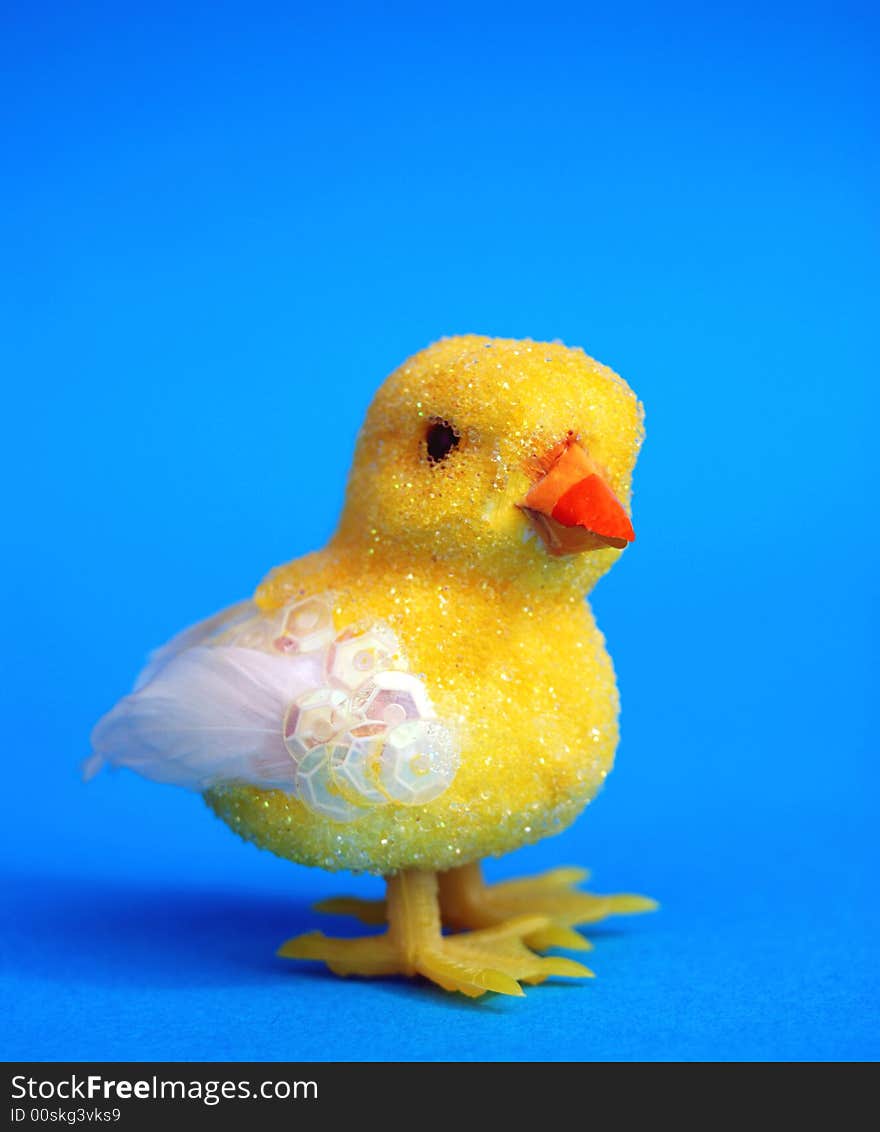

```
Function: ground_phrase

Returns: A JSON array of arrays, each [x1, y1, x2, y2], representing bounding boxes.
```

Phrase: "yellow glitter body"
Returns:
[[205, 335, 644, 875]]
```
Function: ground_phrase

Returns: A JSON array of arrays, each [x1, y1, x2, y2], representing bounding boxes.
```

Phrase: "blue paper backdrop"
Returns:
[[2, 1, 876, 1061]]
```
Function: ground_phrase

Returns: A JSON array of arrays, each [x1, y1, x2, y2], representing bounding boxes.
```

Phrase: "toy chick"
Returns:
[[90, 335, 655, 998]]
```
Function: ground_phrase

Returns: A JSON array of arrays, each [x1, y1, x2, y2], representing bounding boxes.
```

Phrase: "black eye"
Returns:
[[425, 419, 460, 464]]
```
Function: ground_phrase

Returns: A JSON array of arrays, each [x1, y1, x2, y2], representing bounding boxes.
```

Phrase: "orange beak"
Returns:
[[518, 438, 635, 556]]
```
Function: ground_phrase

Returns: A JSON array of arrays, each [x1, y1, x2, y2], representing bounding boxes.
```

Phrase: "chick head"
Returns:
[[334, 335, 644, 593]]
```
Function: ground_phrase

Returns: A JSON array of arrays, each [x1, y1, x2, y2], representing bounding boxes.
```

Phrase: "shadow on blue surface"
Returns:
[[8, 873, 313, 988], [4, 845, 876, 1061], [7, 869, 631, 992]]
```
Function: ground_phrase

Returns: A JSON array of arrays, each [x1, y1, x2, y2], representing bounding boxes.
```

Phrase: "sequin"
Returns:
[[295, 745, 362, 822], [354, 670, 435, 727], [283, 688, 350, 754], [324, 625, 405, 690], [378, 720, 458, 805], [274, 596, 335, 654], [279, 619, 456, 821], [330, 734, 388, 805]]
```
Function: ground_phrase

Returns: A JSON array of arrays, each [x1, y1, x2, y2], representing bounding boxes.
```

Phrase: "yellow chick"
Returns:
[[91, 335, 655, 998]]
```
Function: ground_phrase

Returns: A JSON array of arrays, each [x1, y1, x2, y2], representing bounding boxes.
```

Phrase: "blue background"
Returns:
[[2, 1, 876, 1061]]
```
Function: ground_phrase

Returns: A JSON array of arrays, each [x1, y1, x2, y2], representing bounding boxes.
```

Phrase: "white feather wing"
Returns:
[[87, 593, 460, 820], [133, 599, 256, 690], [90, 644, 323, 790]]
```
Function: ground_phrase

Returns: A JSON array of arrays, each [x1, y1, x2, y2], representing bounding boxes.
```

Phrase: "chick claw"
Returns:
[[316, 862, 657, 952], [313, 894, 388, 926], [441, 864, 658, 951], [282, 872, 593, 998]]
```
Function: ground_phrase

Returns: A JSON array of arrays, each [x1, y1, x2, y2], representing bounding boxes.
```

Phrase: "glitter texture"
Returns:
[[204, 335, 644, 874]]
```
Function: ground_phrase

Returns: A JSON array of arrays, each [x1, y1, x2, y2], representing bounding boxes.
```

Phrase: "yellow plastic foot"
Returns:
[[439, 863, 657, 950], [317, 862, 657, 952], [280, 870, 593, 998], [313, 894, 387, 926]]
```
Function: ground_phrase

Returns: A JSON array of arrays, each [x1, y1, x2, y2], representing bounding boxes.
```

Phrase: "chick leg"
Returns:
[[279, 869, 592, 997], [318, 861, 656, 951]]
